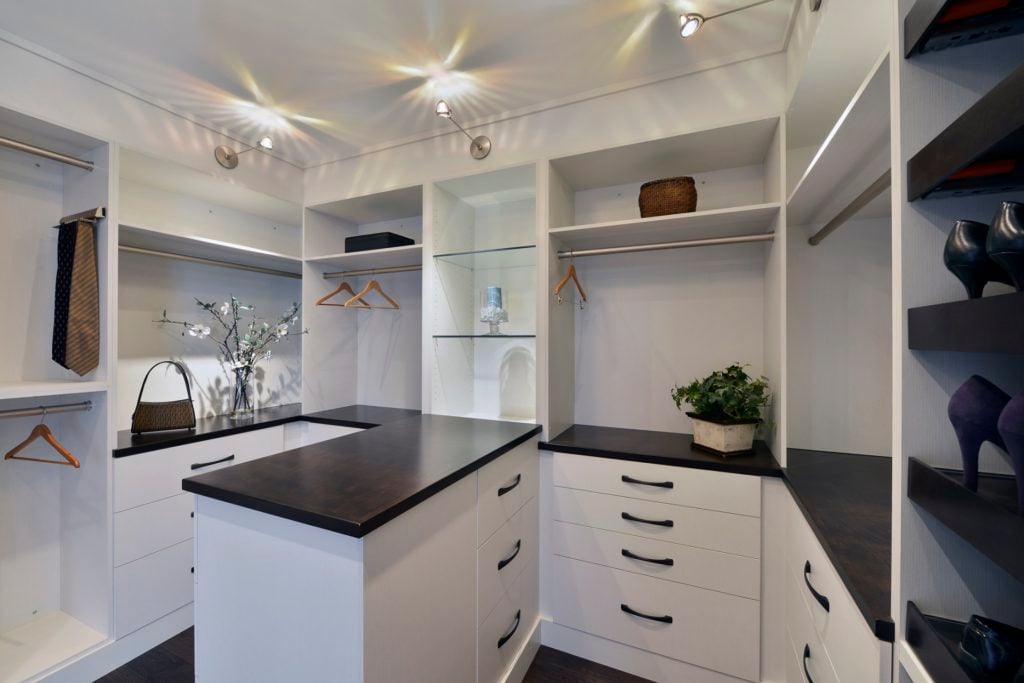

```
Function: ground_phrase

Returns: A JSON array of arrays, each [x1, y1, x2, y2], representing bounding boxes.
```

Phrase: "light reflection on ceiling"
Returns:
[[0, 0, 796, 168]]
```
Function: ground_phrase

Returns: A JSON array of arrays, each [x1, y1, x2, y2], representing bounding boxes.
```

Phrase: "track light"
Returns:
[[679, 0, 775, 39], [435, 100, 491, 160], [214, 137, 275, 169]]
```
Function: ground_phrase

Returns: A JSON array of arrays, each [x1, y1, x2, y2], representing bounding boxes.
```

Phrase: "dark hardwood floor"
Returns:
[[96, 628, 649, 682]]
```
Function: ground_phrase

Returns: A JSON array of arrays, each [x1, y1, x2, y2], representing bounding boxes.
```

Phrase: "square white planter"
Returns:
[[687, 413, 758, 456]]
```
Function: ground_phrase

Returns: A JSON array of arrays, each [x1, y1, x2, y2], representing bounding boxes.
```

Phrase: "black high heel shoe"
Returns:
[[987, 201, 1024, 292], [944, 219, 1014, 299]]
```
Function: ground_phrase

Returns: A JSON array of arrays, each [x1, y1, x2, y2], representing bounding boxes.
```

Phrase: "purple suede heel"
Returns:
[[996, 392, 1024, 514], [948, 376, 1010, 492]]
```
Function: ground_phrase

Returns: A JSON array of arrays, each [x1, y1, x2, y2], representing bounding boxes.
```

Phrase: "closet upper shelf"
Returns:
[[0, 380, 108, 401], [305, 244, 423, 272], [549, 203, 779, 251], [120, 224, 302, 276], [434, 244, 536, 269], [787, 52, 891, 227]]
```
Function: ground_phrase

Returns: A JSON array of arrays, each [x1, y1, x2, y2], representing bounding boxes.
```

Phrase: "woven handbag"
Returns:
[[131, 361, 197, 434]]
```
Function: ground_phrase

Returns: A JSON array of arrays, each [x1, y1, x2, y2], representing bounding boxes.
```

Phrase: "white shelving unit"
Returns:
[[305, 244, 422, 272], [0, 380, 109, 401], [120, 224, 302, 276]]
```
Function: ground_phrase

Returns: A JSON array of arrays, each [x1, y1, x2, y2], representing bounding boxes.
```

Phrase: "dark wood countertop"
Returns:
[[539, 423, 783, 477], [114, 403, 421, 457], [183, 415, 541, 538], [785, 449, 894, 642]]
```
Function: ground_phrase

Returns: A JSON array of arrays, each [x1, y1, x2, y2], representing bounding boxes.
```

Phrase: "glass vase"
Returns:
[[230, 366, 255, 419]]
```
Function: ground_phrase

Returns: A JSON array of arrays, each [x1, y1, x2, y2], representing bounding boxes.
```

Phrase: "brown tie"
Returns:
[[64, 220, 100, 376]]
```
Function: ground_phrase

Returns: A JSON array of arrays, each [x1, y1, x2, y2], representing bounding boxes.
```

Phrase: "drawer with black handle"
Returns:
[[478, 497, 538, 624]]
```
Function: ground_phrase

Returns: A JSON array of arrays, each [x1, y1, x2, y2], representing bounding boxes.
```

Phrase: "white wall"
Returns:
[[117, 251, 302, 429], [572, 243, 767, 434], [787, 216, 892, 456]]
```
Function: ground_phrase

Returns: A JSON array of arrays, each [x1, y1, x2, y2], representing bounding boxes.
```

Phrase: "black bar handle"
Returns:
[[621, 603, 673, 624], [802, 644, 814, 683], [803, 561, 830, 612], [621, 511, 674, 527], [497, 609, 521, 648], [497, 473, 522, 497], [621, 475, 673, 489], [497, 540, 522, 571], [621, 548, 674, 566], [191, 454, 235, 470]]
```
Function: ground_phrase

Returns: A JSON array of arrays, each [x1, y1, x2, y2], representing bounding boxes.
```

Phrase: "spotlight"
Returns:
[[257, 136, 274, 151], [435, 100, 491, 160], [214, 137, 275, 169], [680, 13, 704, 37]]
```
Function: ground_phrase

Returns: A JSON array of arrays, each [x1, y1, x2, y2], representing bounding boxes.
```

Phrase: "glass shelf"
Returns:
[[433, 244, 536, 269], [433, 334, 536, 339]]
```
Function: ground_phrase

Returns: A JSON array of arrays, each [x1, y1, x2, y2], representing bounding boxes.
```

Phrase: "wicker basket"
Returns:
[[638, 176, 697, 218]]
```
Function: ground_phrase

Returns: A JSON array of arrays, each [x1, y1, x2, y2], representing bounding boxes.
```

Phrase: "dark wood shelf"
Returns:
[[905, 0, 1024, 56], [906, 602, 980, 683], [908, 291, 1024, 354], [907, 64, 1024, 200], [908, 458, 1024, 584]]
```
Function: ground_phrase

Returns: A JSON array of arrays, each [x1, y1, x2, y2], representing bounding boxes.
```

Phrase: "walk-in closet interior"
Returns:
[[0, 1, 1022, 681]]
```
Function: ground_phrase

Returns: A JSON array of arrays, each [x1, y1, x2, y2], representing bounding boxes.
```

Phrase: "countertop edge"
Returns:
[[184, 424, 542, 538], [537, 441, 785, 478]]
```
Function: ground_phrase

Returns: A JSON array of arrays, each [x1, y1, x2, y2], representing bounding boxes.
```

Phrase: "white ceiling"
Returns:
[[0, 0, 796, 168]]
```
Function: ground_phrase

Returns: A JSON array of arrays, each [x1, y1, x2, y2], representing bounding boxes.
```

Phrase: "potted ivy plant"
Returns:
[[671, 363, 770, 456]]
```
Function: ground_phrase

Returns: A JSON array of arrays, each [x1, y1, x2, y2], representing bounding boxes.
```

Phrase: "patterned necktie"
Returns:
[[54, 220, 100, 376]]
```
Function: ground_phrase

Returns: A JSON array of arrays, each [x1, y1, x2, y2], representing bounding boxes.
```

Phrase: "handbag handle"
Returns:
[[135, 360, 194, 408]]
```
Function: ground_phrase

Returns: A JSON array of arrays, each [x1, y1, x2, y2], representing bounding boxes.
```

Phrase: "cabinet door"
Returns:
[[114, 539, 193, 637], [478, 441, 537, 546]]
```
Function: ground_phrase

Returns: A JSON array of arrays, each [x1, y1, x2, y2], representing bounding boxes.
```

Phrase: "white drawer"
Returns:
[[114, 426, 284, 511], [786, 568, 839, 683], [553, 452, 761, 517], [114, 539, 193, 637], [478, 439, 537, 546], [786, 493, 882, 683], [479, 497, 538, 624], [551, 520, 760, 600], [478, 557, 538, 683], [787, 627, 837, 683], [114, 493, 194, 566], [552, 555, 760, 682], [552, 486, 761, 558]]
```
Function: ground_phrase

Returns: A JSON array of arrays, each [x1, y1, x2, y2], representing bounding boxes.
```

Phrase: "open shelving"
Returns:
[[904, 602, 1002, 683], [905, 0, 1024, 56], [908, 63, 1024, 200], [120, 223, 302, 276], [908, 291, 1024, 354], [907, 458, 1024, 585], [305, 244, 423, 272], [0, 380, 108, 401]]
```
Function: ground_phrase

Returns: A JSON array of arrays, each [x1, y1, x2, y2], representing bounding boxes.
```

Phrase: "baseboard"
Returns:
[[540, 619, 750, 683], [40, 605, 193, 682], [504, 615, 542, 683]]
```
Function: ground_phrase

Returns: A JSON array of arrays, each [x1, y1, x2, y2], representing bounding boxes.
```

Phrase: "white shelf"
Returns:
[[787, 52, 891, 227], [306, 244, 423, 272], [549, 203, 780, 251], [120, 224, 303, 275], [0, 380, 108, 401], [0, 611, 107, 682]]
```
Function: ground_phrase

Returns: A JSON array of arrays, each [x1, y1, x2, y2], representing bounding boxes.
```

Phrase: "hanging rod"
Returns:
[[0, 134, 94, 172], [556, 232, 774, 259], [54, 207, 106, 227], [323, 264, 423, 279], [119, 245, 301, 279], [808, 169, 891, 246], [0, 400, 92, 421]]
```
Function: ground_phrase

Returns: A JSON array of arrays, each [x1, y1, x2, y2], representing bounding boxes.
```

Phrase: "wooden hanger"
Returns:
[[316, 280, 369, 308], [554, 260, 587, 308], [4, 412, 80, 468], [344, 279, 400, 309]]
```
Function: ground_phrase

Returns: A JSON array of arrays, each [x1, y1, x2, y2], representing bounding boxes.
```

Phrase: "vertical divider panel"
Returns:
[[545, 163, 576, 439], [764, 120, 786, 463]]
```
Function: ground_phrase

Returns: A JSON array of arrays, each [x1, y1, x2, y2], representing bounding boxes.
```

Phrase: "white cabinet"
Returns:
[[283, 420, 362, 450], [114, 539, 194, 637]]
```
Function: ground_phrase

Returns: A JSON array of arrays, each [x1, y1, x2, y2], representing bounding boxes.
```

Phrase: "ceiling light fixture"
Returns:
[[214, 137, 275, 170], [435, 100, 491, 160], [679, 0, 775, 38]]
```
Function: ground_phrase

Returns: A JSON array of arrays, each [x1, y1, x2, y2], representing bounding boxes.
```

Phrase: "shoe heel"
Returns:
[[997, 426, 1024, 514], [989, 251, 1024, 292], [947, 264, 987, 299], [951, 418, 986, 491]]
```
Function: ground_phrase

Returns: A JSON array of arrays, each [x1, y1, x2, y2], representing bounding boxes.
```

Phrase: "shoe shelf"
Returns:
[[908, 291, 1024, 354], [907, 458, 1024, 585], [905, 602, 987, 683], [905, 0, 1024, 57], [907, 64, 1024, 201]]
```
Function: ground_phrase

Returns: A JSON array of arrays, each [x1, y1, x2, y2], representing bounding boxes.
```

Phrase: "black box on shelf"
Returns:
[[345, 232, 414, 253]]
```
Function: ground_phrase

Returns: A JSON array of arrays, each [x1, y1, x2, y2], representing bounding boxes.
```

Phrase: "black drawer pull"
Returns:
[[621, 475, 673, 489], [497, 540, 522, 571], [497, 609, 521, 648], [191, 454, 235, 470], [497, 473, 521, 497], [621, 603, 673, 624], [621, 548, 674, 566], [621, 511, 674, 527], [191, 566, 194, 574], [803, 561, 830, 612], [802, 644, 814, 683]]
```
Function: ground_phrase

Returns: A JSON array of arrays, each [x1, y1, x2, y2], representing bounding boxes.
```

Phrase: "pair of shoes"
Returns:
[[944, 201, 1024, 299], [948, 375, 1024, 513]]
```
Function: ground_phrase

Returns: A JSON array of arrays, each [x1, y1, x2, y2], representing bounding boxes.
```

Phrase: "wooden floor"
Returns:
[[97, 628, 651, 682]]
